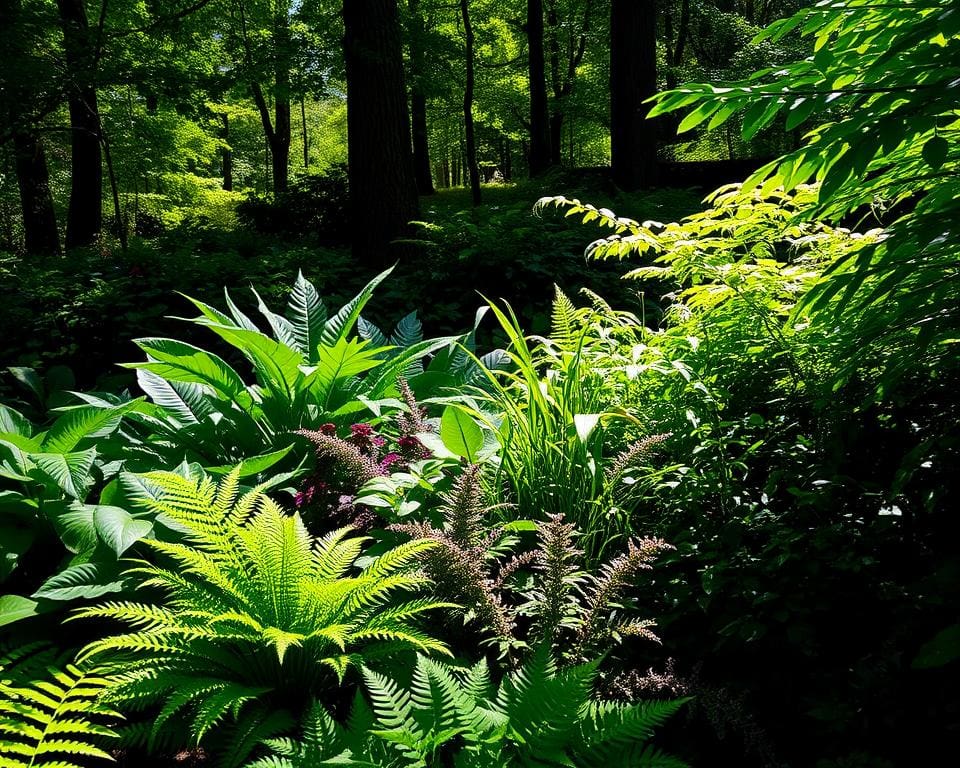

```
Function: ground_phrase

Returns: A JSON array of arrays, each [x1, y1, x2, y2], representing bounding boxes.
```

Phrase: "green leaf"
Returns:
[[30, 449, 98, 500], [33, 562, 125, 602], [42, 402, 137, 453], [286, 271, 327, 361], [0, 594, 41, 627], [321, 266, 394, 347], [206, 445, 295, 478], [93, 506, 153, 556], [0, 404, 31, 437], [439, 407, 484, 463], [129, 338, 249, 402]]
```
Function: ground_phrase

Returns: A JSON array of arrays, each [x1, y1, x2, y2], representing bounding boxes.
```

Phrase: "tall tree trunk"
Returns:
[[248, 5, 291, 196], [12, 132, 60, 255], [221, 113, 233, 191], [610, 0, 659, 190], [407, 0, 434, 194], [343, 0, 420, 265], [460, 0, 481, 206], [3, 0, 59, 254], [526, 0, 551, 176], [56, 0, 102, 248]]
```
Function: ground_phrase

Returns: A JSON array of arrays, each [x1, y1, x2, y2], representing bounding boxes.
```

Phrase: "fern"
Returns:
[[251, 649, 687, 767], [72, 469, 452, 766], [0, 645, 120, 768]]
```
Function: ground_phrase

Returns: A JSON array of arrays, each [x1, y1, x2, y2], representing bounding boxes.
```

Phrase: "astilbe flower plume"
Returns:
[[395, 377, 432, 436], [295, 427, 388, 530], [390, 465, 517, 645], [605, 433, 672, 483], [575, 536, 674, 655], [528, 514, 585, 639]]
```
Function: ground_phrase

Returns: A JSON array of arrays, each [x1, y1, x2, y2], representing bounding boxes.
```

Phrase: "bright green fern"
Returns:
[[249, 647, 687, 767], [0, 643, 120, 768], [72, 469, 453, 765]]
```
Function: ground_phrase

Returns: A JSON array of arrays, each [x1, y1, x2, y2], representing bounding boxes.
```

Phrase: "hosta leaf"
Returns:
[[29, 450, 97, 500], [439, 407, 484, 463], [92, 506, 153, 556], [0, 594, 41, 627], [32, 562, 125, 602]]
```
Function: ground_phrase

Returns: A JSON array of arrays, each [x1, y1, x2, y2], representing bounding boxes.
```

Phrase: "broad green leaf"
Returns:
[[0, 404, 31, 437], [93, 505, 153, 556], [913, 624, 960, 669], [439, 407, 484, 463], [33, 562, 125, 602], [129, 338, 249, 402], [136, 369, 213, 425], [30, 449, 97, 500], [0, 594, 41, 627], [206, 444, 295, 478]]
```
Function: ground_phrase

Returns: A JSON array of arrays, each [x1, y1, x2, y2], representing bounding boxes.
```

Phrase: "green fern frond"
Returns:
[[0, 652, 120, 768], [74, 471, 449, 763]]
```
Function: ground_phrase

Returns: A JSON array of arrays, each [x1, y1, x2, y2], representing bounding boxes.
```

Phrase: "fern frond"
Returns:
[[0, 652, 120, 768], [74, 472, 449, 762]]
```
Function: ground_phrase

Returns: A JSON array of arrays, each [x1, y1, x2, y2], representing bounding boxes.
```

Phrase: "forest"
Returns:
[[0, 1, 958, 766]]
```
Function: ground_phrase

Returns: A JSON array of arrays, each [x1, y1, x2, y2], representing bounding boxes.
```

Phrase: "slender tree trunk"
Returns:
[[407, 0, 434, 194], [12, 132, 60, 255], [460, 0, 481, 206], [610, 0, 659, 190], [56, 0, 102, 248], [101, 126, 126, 253], [504, 137, 512, 180], [221, 114, 233, 191], [343, 0, 420, 265], [526, 0, 551, 176]]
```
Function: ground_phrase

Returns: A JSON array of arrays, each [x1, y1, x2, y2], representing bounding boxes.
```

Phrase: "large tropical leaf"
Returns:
[[286, 271, 328, 361]]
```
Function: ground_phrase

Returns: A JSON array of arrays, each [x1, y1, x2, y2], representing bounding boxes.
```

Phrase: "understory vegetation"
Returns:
[[2, 2, 959, 768]]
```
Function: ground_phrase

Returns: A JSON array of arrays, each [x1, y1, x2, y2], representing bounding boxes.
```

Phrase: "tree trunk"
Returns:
[[343, 0, 420, 265], [12, 132, 60, 255], [526, 0, 551, 176], [249, 5, 291, 196], [407, 0, 434, 194], [56, 0, 102, 249], [460, 0, 481, 206], [610, 0, 659, 190]]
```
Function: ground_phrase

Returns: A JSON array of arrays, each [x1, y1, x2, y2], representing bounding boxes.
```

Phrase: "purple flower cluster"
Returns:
[[294, 422, 431, 532]]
